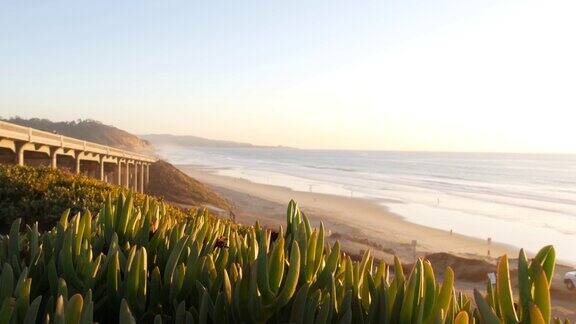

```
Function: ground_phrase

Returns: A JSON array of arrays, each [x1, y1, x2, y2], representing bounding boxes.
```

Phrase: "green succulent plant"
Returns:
[[0, 190, 568, 323]]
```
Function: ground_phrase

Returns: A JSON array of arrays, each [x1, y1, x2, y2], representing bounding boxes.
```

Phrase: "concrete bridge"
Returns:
[[0, 120, 156, 193]]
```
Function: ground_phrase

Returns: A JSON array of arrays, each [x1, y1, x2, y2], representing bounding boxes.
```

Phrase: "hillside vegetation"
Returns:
[[0, 165, 189, 230], [0, 167, 566, 323]]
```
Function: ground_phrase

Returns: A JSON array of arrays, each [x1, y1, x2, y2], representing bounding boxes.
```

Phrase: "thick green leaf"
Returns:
[[496, 255, 518, 323]]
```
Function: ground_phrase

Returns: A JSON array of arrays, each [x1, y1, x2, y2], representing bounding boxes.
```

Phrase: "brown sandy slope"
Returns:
[[146, 160, 230, 211]]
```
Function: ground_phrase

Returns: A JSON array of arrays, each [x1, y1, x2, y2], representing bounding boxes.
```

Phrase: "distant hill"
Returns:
[[5, 117, 154, 153], [141, 134, 255, 148]]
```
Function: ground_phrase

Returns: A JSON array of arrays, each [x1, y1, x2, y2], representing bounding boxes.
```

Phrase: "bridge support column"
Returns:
[[145, 164, 150, 189], [75, 152, 82, 174], [99, 156, 105, 181], [134, 162, 139, 192], [117, 160, 122, 185], [139, 163, 144, 193], [50, 148, 58, 169], [125, 161, 130, 188], [16, 142, 25, 166]]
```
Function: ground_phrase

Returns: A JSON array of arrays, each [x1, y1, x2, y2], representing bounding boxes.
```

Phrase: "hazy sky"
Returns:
[[1, 0, 575, 152]]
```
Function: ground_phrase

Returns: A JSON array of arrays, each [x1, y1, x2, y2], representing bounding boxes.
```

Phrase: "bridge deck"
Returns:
[[0, 120, 156, 193], [0, 120, 156, 163]]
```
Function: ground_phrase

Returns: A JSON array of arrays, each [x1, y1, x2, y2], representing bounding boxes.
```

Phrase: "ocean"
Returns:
[[157, 146, 576, 264]]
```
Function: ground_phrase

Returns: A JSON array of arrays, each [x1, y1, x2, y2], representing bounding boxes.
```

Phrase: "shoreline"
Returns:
[[177, 163, 576, 318], [177, 164, 518, 263]]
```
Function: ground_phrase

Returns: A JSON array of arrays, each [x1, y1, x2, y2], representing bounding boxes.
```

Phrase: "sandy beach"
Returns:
[[179, 164, 576, 318], [178, 164, 517, 263]]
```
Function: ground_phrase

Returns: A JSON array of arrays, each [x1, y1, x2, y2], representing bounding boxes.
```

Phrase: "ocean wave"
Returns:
[[303, 165, 358, 172]]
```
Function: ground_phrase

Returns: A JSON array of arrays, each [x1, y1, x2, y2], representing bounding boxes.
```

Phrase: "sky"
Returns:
[[1, 0, 575, 152]]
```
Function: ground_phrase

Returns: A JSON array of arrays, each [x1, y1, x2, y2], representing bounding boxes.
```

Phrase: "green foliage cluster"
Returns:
[[0, 165, 188, 231], [0, 191, 567, 323]]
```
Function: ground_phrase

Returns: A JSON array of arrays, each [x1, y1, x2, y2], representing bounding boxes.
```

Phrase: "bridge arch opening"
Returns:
[[103, 161, 118, 184], [56, 155, 76, 173], [23, 151, 51, 167], [0, 148, 15, 164], [79, 160, 100, 178]]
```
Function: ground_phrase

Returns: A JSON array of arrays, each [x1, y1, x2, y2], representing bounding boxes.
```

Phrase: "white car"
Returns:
[[565, 271, 576, 290]]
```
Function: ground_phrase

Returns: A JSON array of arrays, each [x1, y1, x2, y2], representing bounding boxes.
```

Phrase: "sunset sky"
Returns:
[[1, 0, 575, 152]]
